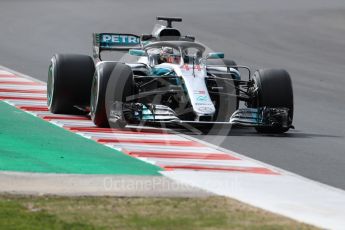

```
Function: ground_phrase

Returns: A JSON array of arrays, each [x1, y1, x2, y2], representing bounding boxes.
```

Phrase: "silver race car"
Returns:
[[48, 17, 294, 133]]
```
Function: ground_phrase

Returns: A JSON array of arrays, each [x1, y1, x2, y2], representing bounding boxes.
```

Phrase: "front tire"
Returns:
[[252, 69, 294, 133], [90, 62, 135, 128], [47, 54, 95, 114]]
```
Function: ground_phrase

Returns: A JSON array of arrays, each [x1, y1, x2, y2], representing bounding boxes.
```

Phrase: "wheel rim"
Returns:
[[90, 73, 99, 120], [248, 72, 260, 108], [47, 58, 55, 109]]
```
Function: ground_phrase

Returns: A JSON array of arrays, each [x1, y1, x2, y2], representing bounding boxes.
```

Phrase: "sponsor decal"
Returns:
[[183, 64, 201, 71], [193, 90, 206, 95], [198, 107, 213, 113], [100, 34, 140, 46], [196, 95, 208, 102], [195, 102, 213, 106], [183, 64, 190, 71]]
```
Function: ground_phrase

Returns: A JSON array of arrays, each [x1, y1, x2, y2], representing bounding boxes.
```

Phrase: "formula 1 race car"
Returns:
[[48, 17, 294, 133]]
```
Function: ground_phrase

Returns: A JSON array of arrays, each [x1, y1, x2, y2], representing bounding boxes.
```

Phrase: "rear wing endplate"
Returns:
[[93, 33, 141, 61]]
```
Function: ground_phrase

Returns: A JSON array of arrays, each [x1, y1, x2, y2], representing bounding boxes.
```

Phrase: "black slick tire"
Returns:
[[47, 54, 95, 114], [90, 62, 134, 128], [253, 69, 293, 133]]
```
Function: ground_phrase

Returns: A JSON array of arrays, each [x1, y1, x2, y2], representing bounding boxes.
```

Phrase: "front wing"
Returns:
[[110, 102, 292, 129]]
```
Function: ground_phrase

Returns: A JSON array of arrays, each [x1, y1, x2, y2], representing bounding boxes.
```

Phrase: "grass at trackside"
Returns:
[[0, 195, 318, 230]]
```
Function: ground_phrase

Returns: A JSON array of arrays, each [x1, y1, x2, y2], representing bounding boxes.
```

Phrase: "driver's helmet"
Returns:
[[159, 47, 180, 64]]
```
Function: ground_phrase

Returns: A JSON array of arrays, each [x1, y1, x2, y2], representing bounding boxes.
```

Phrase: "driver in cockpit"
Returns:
[[158, 47, 180, 64]]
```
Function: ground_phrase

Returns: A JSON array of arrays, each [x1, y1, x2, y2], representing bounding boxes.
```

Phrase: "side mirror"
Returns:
[[207, 52, 224, 59], [129, 49, 146, 56]]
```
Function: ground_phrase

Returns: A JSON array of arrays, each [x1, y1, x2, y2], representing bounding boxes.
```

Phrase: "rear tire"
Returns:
[[253, 69, 293, 133], [90, 62, 135, 128], [47, 54, 95, 114]]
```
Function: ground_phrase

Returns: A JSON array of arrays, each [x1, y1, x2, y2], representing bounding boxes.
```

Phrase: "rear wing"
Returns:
[[93, 33, 141, 61]]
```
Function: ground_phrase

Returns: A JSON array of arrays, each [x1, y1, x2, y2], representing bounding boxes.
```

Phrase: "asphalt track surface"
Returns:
[[1, 0, 345, 190]]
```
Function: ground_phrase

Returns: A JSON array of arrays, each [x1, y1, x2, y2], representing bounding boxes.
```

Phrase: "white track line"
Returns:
[[49, 120, 96, 127], [0, 77, 32, 82], [0, 92, 46, 97], [78, 132, 187, 141], [4, 100, 47, 106], [140, 158, 261, 168], [107, 143, 222, 152], [0, 85, 46, 90]]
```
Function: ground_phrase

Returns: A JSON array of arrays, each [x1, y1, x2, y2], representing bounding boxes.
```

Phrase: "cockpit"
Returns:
[[144, 41, 206, 67]]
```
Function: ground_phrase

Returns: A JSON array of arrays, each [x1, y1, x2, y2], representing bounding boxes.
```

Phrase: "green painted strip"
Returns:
[[0, 101, 161, 175]]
